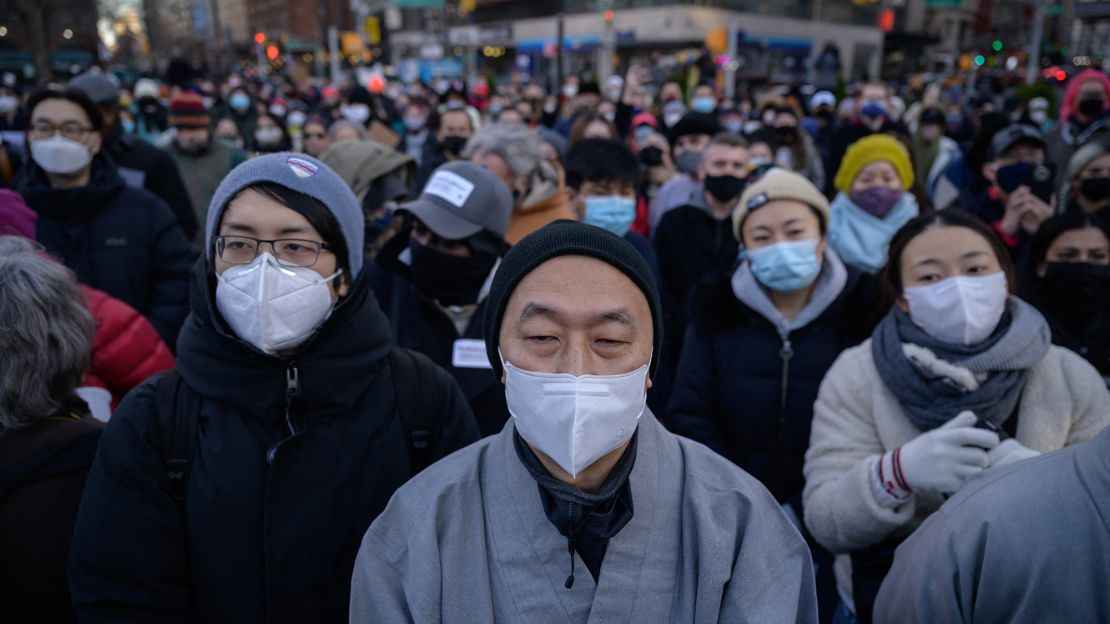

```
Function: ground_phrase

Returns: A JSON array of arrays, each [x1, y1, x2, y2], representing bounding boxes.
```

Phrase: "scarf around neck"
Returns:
[[827, 191, 919, 275], [871, 297, 1051, 431]]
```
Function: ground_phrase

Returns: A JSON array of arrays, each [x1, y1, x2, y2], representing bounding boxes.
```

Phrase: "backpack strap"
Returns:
[[388, 348, 444, 473], [153, 370, 201, 504]]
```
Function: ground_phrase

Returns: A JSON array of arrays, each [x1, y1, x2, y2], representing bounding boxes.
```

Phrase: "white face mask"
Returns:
[[342, 103, 370, 124], [503, 357, 649, 478], [216, 252, 341, 354], [31, 134, 93, 175], [903, 272, 1008, 346]]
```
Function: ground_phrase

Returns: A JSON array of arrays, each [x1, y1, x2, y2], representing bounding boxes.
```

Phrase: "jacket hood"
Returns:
[[1061, 69, 1110, 123], [174, 256, 394, 417], [17, 152, 126, 221]]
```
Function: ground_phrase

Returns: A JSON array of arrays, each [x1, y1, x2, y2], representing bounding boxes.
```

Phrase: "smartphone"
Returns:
[[1027, 163, 1055, 204]]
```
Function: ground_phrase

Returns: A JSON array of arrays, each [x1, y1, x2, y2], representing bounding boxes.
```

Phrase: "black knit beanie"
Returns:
[[483, 220, 663, 379]]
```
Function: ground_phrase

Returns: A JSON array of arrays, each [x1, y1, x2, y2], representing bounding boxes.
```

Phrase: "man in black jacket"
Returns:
[[68, 152, 479, 623], [16, 88, 193, 347], [653, 132, 750, 374], [371, 161, 515, 436], [68, 70, 198, 240]]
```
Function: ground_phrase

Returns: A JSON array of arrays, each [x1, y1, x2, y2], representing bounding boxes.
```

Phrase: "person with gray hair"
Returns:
[[328, 118, 370, 144], [0, 235, 102, 623], [464, 122, 576, 244]]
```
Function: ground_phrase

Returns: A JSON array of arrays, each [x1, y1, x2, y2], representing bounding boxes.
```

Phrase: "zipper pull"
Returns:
[[779, 339, 794, 362], [284, 363, 299, 436]]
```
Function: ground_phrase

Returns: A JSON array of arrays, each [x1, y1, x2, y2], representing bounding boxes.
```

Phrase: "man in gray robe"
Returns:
[[875, 425, 1110, 623], [350, 220, 817, 623]]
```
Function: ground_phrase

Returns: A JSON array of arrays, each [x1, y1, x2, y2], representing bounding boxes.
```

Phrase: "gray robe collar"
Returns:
[[486, 411, 666, 623]]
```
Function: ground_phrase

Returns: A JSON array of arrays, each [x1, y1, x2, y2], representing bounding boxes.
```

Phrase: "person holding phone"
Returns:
[[802, 209, 1109, 623], [978, 124, 1055, 260]]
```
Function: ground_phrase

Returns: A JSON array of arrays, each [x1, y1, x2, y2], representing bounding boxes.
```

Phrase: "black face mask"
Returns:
[[704, 174, 746, 203], [441, 135, 468, 155], [775, 126, 797, 144], [1080, 177, 1110, 202], [639, 145, 664, 167], [1076, 97, 1105, 118], [1039, 262, 1110, 338], [409, 240, 497, 306], [816, 109, 834, 123]]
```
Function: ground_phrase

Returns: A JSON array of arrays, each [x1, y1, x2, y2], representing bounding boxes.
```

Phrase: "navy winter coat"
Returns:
[[666, 270, 875, 505], [17, 153, 194, 347]]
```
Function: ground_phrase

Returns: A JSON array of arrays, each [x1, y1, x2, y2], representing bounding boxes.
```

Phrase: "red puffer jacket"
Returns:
[[81, 286, 175, 407]]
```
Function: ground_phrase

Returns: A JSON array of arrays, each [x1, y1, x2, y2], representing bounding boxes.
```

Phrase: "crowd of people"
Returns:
[[1, 56, 1109, 623]]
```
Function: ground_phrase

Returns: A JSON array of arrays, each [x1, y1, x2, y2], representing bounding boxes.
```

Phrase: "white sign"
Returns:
[[424, 170, 475, 207], [452, 339, 492, 369]]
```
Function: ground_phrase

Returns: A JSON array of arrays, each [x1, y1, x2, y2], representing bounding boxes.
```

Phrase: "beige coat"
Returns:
[[802, 339, 1110, 602]]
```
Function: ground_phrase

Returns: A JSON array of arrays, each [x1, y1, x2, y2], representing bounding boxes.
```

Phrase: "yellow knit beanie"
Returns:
[[834, 134, 914, 194]]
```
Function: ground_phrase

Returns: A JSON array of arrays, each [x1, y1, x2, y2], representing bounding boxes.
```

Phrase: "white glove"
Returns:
[[897, 411, 1000, 495], [987, 439, 1041, 467]]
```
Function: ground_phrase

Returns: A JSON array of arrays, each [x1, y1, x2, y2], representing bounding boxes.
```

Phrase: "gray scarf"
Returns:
[[871, 297, 1051, 431]]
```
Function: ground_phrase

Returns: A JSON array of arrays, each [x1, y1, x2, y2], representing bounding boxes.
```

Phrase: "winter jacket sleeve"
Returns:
[[82, 286, 175, 404], [146, 198, 196, 349], [349, 524, 421, 623], [426, 363, 481, 462], [68, 380, 194, 623], [802, 346, 917, 554], [144, 147, 198, 241], [1056, 347, 1110, 445], [666, 324, 728, 455]]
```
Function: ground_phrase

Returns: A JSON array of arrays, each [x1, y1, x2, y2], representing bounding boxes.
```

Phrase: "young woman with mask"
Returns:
[[1022, 212, 1110, 385], [826, 134, 921, 275], [667, 169, 874, 622], [772, 107, 826, 190], [1063, 140, 1110, 219], [803, 209, 1110, 623], [1046, 70, 1110, 188], [69, 153, 479, 622]]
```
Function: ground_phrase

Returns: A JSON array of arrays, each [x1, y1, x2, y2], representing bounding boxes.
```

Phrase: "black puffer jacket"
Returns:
[[666, 269, 874, 505], [17, 153, 194, 347], [69, 258, 479, 623], [104, 123, 198, 240]]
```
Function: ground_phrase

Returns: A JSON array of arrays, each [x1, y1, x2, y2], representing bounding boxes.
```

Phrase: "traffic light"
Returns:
[[974, 55, 986, 66], [992, 40, 1003, 52], [254, 32, 266, 44], [604, 9, 614, 25], [266, 44, 280, 61], [877, 9, 895, 32]]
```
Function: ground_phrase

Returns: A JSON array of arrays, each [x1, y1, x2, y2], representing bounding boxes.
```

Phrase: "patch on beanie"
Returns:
[[746, 192, 769, 211], [287, 157, 319, 179]]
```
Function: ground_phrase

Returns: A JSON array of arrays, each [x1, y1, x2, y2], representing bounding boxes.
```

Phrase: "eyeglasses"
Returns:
[[30, 121, 94, 141], [214, 235, 331, 267], [304, 132, 326, 139]]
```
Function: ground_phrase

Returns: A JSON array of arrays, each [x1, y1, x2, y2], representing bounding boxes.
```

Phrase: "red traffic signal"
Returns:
[[254, 32, 266, 44]]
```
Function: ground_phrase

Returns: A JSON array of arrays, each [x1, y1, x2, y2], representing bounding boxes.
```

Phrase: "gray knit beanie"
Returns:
[[483, 220, 663, 379], [205, 153, 365, 278]]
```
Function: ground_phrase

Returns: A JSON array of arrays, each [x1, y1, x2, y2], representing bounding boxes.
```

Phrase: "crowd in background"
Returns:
[[1, 56, 1109, 623]]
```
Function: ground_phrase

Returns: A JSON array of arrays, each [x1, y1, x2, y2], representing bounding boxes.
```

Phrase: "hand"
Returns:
[[987, 439, 1040, 467], [1001, 187, 1053, 236], [897, 411, 1000, 495]]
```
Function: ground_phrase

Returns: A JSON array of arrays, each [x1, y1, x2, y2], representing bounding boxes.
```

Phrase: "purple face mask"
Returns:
[[850, 186, 903, 219]]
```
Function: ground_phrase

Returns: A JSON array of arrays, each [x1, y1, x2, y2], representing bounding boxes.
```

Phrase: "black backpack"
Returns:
[[153, 348, 443, 503]]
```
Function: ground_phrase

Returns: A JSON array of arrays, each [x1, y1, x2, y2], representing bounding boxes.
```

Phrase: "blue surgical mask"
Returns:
[[121, 118, 135, 134], [747, 240, 821, 292], [230, 93, 250, 113], [691, 96, 716, 114], [861, 100, 887, 119], [583, 195, 636, 237]]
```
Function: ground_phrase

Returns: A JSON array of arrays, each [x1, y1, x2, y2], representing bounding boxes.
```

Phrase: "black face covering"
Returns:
[[775, 126, 798, 145], [1076, 97, 1105, 119], [638, 145, 664, 167], [440, 135, 468, 156], [409, 240, 497, 306], [1080, 177, 1110, 202], [704, 174, 746, 203], [1039, 262, 1110, 339]]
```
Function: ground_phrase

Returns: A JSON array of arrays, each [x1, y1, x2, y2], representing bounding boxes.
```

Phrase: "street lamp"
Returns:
[[0, 26, 7, 37], [63, 29, 74, 40]]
